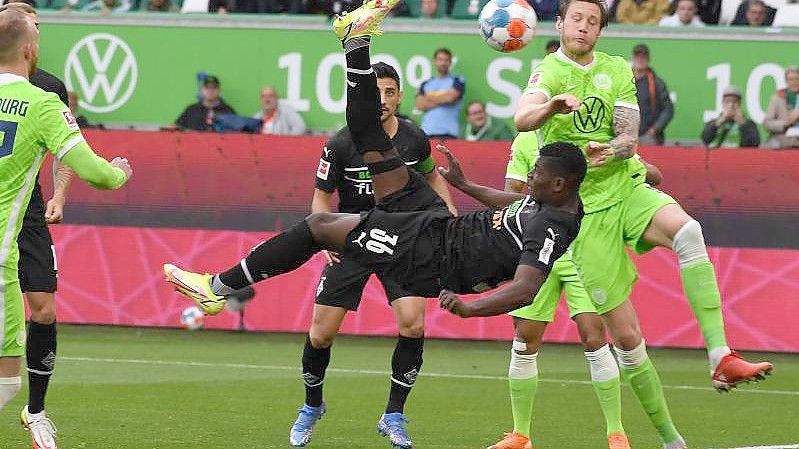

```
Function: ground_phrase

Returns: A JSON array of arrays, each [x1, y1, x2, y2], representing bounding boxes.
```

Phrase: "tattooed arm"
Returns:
[[609, 106, 640, 160]]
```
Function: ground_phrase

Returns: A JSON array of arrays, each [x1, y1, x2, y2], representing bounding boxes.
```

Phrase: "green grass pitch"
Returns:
[[1, 325, 797, 448]]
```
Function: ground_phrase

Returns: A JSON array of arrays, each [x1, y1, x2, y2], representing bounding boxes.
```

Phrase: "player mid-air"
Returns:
[[164, 6, 593, 449]]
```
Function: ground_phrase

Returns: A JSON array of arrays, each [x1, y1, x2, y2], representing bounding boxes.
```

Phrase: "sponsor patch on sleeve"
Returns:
[[61, 109, 79, 131], [538, 237, 555, 265], [528, 72, 541, 87], [316, 159, 331, 180]]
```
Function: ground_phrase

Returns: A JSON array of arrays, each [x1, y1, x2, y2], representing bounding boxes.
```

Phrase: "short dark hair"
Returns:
[[539, 141, 587, 185], [372, 62, 401, 89], [433, 48, 452, 59], [545, 39, 560, 51], [748, 0, 766, 9], [558, 0, 609, 29]]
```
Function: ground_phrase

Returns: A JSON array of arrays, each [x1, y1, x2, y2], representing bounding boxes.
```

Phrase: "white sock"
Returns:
[[584, 345, 620, 382], [26, 406, 47, 421], [663, 435, 687, 449], [708, 346, 731, 372], [615, 340, 648, 370], [0, 376, 21, 410], [509, 350, 538, 379]]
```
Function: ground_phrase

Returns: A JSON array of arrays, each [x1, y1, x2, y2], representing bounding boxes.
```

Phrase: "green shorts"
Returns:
[[2, 271, 26, 358], [509, 251, 596, 322], [572, 182, 676, 315]]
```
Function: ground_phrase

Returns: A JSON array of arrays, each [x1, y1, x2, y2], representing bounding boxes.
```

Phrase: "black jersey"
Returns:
[[315, 117, 435, 213], [24, 69, 69, 228], [441, 196, 583, 294]]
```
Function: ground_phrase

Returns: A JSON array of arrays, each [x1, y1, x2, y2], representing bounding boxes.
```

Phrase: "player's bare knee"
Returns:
[[580, 333, 606, 352], [574, 314, 605, 351], [28, 296, 56, 324], [398, 321, 424, 339], [308, 330, 335, 349], [613, 330, 643, 351]]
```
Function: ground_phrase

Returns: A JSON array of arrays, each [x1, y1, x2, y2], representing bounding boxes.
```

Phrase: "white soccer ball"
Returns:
[[478, 0, 538, 53], [180, 306, 205, 330]]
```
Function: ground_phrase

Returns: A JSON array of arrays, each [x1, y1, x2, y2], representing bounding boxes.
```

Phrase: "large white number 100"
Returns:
[[277, 53, 310, 112], [366, 229, 399, 255]]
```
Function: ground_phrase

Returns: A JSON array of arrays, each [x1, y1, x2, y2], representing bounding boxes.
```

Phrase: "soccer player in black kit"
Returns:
[[298, 61, 456, 447], [164, 1, 586, 447], [1, 3, 74, 448]]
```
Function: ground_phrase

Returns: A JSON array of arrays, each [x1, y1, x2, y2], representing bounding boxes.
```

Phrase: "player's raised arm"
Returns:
[[435, 144, 524, 208], [439, 264, 546, 317], [514, 92, 581, 132]]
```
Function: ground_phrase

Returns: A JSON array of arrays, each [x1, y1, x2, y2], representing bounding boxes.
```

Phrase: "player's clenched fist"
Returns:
[[549, 94, 581, 114], [439, 289, 472, 318], [111, 157, 133, 180]]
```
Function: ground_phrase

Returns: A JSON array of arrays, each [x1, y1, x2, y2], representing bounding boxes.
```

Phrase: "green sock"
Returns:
[[509, 376, 538, 437], [592, 377, 624, 435], [623, 358, 681, 444], [680, 261, 728, 350]]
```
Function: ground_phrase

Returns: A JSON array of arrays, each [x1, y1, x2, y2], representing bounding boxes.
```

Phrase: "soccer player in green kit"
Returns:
[[513, 0, 772, 448], [489, 131, 664, 449], [0, 9, 132, 444]]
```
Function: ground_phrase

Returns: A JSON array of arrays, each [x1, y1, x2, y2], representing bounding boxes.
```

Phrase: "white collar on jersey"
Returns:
[[0, 73, 27, 86], [554, 48, 597, 72]]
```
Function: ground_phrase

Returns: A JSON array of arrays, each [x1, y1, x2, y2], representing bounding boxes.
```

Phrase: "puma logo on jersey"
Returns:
[[352, 231, 367, 248]]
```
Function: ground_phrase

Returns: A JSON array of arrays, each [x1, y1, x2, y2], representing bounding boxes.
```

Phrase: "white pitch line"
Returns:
[[708, 445, 799, 449], [61, 356, 797, 396]]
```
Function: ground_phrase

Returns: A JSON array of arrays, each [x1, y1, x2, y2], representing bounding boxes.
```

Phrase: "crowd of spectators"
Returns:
[[163, 42, 796, 148], [9, 0, 796, 26]]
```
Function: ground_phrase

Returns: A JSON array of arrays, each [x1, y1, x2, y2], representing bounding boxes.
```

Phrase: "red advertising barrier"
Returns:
[[51, 130, 799, 216], [49, 224, 799, 352], [32, 131, 799, 352]]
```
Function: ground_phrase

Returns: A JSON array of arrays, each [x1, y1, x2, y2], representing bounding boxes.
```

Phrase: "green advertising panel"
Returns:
[[38, 15, 799, 141]]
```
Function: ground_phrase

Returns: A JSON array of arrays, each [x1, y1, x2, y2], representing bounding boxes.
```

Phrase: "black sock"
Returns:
[[217, 220, 321, 291], [302, 335, 331, 408], [386, 335, 424, 414], [344, 37, 393, 154], [26, 321, 57, 414]]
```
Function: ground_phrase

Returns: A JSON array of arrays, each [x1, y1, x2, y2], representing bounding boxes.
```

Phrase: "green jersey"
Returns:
[[524, 49, 639, 213], [505, 131, 540, 182], [0, 74, 84, 268]]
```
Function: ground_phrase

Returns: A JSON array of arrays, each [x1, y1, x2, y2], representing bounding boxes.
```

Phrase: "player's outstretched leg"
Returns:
[[643, 205, 772, 390], [164, 213, 361, 314], [336, 0, 411, 203]]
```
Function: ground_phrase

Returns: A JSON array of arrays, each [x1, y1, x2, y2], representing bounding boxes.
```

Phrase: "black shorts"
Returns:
[[321, 170, 449, 306], [344, 207, 448, 299], [18, 225, 57, 293], [314, 258, 415, 310]]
